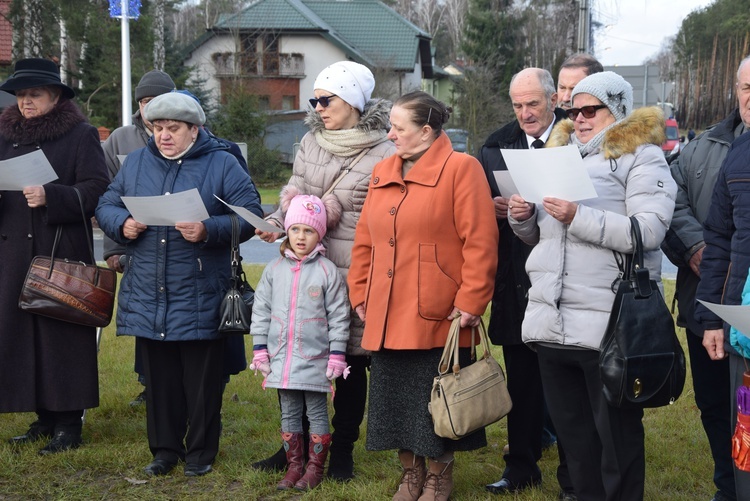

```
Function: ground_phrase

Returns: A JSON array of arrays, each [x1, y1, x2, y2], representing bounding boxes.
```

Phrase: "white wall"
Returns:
[[281, 36, 346, 105], [184, 33, 236, 109]]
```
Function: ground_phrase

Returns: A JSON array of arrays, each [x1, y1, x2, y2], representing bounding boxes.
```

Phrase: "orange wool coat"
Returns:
[[348, 132, 498, 351]]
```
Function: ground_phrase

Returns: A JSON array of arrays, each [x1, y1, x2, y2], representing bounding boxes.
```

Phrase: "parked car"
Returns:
[[661, 118, 680, 157], [445, 128, 469, 153]]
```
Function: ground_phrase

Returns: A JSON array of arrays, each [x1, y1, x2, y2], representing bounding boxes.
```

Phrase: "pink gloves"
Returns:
[[326, 354, 350, 381], [250, 349, 271, 377]]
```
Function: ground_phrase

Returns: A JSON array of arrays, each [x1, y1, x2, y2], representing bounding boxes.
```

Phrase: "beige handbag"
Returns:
[[429, 317, 512, 440]]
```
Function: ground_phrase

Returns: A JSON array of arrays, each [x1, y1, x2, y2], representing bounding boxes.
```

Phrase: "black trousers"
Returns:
[[537, 345, 644, 501], [36, 409, 83, 433], [139, 337, 225, 465], [330, 354, 369, 454], [686, 329, 735, 498]]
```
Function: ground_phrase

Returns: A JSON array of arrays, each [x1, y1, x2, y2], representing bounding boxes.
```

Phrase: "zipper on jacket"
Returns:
[[197, 257, 203, 271], [281, 261, 302, 388]]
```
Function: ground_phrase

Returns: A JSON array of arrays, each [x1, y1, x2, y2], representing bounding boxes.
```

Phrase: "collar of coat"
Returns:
[[373, 132, 454, 188], [483, 108, 568, 148], [305, 98, 392, 134], [546, 106, 667, 160], [0, 99, 87, 144]]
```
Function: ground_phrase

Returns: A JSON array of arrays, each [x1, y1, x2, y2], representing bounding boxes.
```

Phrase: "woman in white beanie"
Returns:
[[506, 71, 677, 499], [254, 61, 395, 481]]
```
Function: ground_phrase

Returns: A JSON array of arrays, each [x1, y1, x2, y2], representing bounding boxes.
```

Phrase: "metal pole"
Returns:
[[121, 0, 132, 126]]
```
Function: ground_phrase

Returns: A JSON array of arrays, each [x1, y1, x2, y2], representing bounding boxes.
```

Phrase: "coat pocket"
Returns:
[[418, 243, 458, 320]]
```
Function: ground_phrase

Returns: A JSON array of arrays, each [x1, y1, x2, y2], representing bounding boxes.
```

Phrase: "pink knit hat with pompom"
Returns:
[[279, 186, 342, 239]]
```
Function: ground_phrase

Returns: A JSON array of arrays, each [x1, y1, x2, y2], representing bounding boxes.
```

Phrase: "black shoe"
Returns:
[[327, 449, 354, 481], [38, 431, 82, 455], [144, 459, 177, 476], [486, 477, 541, 494], [711, 491, 737, 501], [252, 445, 288, 472], [559, 490, 578, 501], [130, 390, 147, 407], [8, 423, 53, 445], [184, 463, 212, 477]]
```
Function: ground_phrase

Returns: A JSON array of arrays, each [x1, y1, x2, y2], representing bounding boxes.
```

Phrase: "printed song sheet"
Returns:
[[0, 150, 58, 190], [122, 188, 209, 226]]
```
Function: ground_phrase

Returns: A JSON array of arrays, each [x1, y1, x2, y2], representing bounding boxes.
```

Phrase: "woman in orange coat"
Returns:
[[348, 91, 498, 501]]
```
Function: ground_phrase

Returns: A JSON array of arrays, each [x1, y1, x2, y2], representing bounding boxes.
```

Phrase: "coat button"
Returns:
[[161, 239, 166, 244], [387, 269, 393, 278], [1, 234, 6, 240], [389, 208, 396, 215], [27, 233, 32, 239], [373, 177, 379, 184], [160, 333, 165, 338], [389, 238, 394, 246], [159, 286, 164, 292]]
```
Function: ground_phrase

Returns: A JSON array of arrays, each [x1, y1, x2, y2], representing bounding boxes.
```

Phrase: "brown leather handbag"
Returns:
[[18, 188, 116, 327]]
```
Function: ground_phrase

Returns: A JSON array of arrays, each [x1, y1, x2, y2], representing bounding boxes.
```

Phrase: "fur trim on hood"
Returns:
[[546, 106, 667, 160], [304, 98, 391, 134], [0, 99, 88, 144], [279, 185, 343, 231]]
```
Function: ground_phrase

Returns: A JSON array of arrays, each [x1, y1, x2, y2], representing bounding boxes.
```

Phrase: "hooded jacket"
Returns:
[[266, 99, 395, 356], [510, 107, 677, 350], [96, 128, 262, 341], [251, 247, 350, 392]]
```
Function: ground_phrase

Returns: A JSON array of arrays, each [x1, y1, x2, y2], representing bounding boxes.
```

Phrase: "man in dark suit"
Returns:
[[478, 67, 572, 497]]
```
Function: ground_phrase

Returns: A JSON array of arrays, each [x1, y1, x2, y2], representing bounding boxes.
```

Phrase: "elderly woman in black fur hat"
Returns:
[[0, 58, 110, 454]]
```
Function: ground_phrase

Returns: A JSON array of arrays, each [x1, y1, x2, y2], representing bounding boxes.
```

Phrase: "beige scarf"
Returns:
[[314, 127, 388, 157]]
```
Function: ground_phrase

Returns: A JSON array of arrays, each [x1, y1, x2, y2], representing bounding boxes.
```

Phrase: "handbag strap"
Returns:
[[46, 187, 97, 279], [323, 148, 369, 198], [437, 317, 492, 375], [229, 214, 242, 281], [628, 216, 652, 298]]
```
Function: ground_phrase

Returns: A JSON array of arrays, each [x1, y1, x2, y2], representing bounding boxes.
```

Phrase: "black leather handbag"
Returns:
[[218, 214, 254, 335], [599, 216, 686, 408]]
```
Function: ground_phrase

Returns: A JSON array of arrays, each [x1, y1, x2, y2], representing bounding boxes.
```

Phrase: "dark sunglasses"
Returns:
[[566, 104, 608, 120], [309, 95, 338, 108]]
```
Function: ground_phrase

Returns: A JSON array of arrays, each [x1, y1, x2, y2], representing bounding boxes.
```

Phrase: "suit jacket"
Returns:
[[477, 108, 568, 345]]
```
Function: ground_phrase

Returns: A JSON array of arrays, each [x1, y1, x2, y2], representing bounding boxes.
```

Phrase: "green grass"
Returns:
[[0, 277, 713, 500], [257, 187, 280, 208]]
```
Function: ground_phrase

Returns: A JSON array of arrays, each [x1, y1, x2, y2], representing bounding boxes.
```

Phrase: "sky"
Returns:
[[594, 0, 715, 66]]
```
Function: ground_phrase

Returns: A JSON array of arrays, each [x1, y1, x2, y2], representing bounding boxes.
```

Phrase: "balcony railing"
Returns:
[[213, 52, 304, 78]]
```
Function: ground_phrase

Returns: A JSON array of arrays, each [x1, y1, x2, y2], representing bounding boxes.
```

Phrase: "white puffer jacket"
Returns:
[[510, 107, 677, 350], [266, 99, 395, 355]]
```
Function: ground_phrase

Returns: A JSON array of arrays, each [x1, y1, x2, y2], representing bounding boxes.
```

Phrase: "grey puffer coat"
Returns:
[[510, 107, 677, 350], [251, 247, 350, 392], [266, 99, 395, 356]]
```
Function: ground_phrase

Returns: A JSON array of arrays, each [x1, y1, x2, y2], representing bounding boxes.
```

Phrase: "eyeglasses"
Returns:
[[566, 104, 608, 120], [309, 95, 337, 108]]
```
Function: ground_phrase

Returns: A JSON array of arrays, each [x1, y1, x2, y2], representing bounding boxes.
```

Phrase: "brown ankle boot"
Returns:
[[294, 433, 331, 490], [277, 432, 305, 490], [417, 459, 453, 501], [393, 450, 426, 501]]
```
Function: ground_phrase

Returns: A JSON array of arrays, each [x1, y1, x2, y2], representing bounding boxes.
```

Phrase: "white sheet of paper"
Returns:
[[0, 150, 58, 190], [501, 145, 598, 203], [121, 188, 209, 226], [214, 195, 284, 234], [116, 154, 127, 166], [492, 170, 519, 198], [697, 300, 750, 339]]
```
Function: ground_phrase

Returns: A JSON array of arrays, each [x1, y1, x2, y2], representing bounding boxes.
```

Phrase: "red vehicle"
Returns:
[[662, 118, 680, 157]]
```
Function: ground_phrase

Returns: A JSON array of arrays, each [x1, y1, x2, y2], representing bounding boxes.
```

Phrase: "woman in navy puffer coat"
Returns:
[[96, 92, 262, 476]]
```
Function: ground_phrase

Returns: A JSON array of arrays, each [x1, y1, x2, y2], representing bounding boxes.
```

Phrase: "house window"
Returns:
[[281, 95, 295, 110], [239, 33, 280, 76]]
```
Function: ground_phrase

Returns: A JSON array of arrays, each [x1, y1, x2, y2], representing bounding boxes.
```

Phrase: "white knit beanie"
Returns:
[[313, 61, 375, 112], [571, 71, 633, 122]]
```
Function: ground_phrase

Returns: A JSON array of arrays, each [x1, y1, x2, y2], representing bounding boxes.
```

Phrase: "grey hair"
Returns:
[[509, 68, 557, 101], [738, 55, 750, 81], [560, 53, 604, 76]]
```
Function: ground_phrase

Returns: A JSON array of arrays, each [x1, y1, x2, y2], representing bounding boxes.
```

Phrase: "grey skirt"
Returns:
[[366, 348, 487, 458]]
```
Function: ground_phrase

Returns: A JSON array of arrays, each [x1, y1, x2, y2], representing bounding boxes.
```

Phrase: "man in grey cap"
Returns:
[[101, 69, 175, 406]]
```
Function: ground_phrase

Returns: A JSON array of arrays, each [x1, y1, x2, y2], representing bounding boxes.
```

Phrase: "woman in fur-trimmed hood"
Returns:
[[0, 58, 109, 454], [253, 61, 395, 479], [507, 71, 676, 500]]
